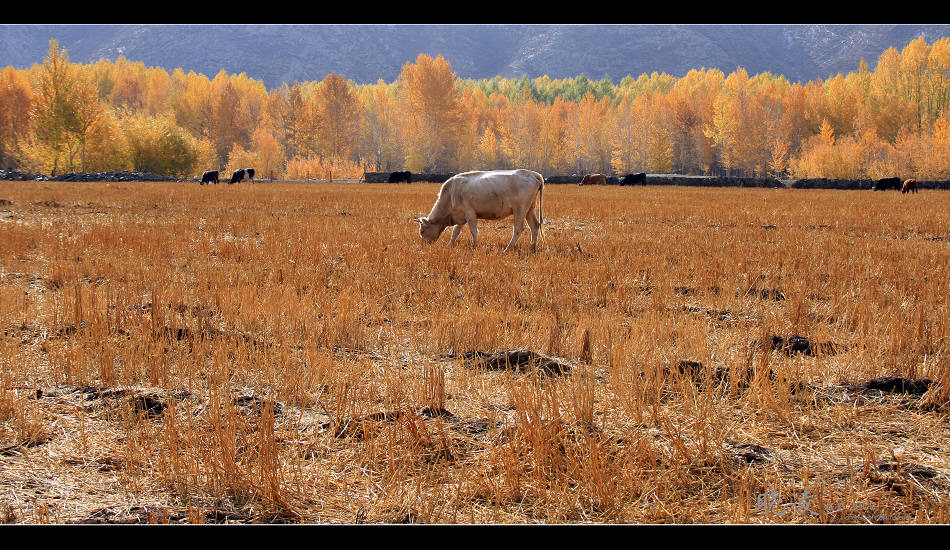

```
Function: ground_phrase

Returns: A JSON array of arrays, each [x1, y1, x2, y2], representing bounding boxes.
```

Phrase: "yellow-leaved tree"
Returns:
[[30, 40, 104, 174], [0, 66, 33, 168], [499, 94, 545, 172], [358, 81, 405, 172], [250, 126, 285, 181], [572, 92, 613, 174], [399, 54, 460, 172], [312, 73, 363, 162]]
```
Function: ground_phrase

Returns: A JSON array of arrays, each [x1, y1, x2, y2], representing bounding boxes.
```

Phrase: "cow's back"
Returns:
[[445, 170, 542, 216]]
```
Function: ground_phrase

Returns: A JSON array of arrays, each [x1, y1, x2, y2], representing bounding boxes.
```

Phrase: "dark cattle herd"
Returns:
[[579, 173, 646, 186], [196, 168, 922, 196]]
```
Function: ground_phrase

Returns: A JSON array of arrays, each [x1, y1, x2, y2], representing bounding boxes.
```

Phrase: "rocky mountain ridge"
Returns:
[[2, 24, 949, 89]]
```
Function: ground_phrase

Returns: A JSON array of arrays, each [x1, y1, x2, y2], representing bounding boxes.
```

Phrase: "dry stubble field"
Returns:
[[0, 180, 949, 524]]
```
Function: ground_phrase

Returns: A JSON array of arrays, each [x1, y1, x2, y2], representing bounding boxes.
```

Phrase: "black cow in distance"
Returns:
[[620, 172, 647, 186], [388, 171, 412, 183], [229, 168, 246, 184], [200, 170, 219, 185], [872, 176, 902, 191]]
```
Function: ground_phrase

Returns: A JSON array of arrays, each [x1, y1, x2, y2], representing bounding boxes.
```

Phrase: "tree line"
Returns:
[[3, 37, 950, 181]]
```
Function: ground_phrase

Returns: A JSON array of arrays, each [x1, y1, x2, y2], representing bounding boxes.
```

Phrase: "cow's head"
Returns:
[[415, 217, 445, 242]]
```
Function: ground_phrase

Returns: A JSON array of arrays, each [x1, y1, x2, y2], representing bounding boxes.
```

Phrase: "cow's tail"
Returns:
[[536, 172, 545, 245]]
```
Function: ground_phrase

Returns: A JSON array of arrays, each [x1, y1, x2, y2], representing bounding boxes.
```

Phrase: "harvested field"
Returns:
[[1, 180, 949, 524]]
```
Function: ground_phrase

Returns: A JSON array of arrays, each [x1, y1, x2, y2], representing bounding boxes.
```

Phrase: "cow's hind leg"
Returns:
[[504, 208, 528, 252]]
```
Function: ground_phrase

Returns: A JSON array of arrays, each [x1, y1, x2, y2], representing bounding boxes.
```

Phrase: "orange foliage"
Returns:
[[10, 37, 950, 179]]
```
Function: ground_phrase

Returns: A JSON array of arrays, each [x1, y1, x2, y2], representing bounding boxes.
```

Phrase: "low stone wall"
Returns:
[[643, 175, 785, 188], [6, 169, 949, 189], [0, 169, 182, 182], [363, 172, 457, 183], [789, 178, 950, 190]]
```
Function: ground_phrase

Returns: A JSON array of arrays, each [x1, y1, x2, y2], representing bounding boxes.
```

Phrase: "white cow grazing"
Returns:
[[415, 169, 544, 251]]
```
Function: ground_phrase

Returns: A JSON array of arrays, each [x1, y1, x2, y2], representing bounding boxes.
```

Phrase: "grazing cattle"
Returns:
[[621, 172, 647, 186], [229, 169, 246, 184], [902, 179, 918, 194], [415, 169, 544, 252], [200, 170, 219, 185], [606, 176, 620, 186], [245, 168, 255, 183], [579, 173, 606, 186], [872, 176, 902, 191], [388, 170, 412, 183]]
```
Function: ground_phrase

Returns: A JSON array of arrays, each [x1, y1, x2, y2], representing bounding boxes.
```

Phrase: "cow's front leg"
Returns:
[[466, 214, 478, 247], [449, 224, 464, 247]]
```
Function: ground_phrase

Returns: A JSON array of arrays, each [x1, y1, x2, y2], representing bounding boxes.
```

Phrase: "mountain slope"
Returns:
[[2, 24, 949, 89]]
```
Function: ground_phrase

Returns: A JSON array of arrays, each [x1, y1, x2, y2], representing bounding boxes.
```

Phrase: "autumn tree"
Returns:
[[642, 93, 675, 174], [208, 70, 241, 164], [897, 37, 930, 132], [145, 67, 171, 116], [473, 91, 511, 169], [0, 66, 33, 168], [539, 97, 573, 174], [110, 58, 147, 113], [169, 69, 212, 138], [30, 39, 103, 174], [571, 92, 614, 174], [111, 72, 145, 112], [667, 87, 704, 173], [703, 69, 782, 176], [265, 83, 305, 162], [358, 82, 404, 171], [250, 125, 285, 180], [866, 47, 918, 141], [609, 96, 646, 175], [70, 65, 106, 172], [79, 112, 127, 172], [499, 95, 546, 172], [916, 113, 950, 178], [121, 113, 201, 176], [475, 127, 502, 168], [926, 38, 950, 128], [312, 73, 363, 161], [398, 54, 460, 172], [30, 40, 73, 174]]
